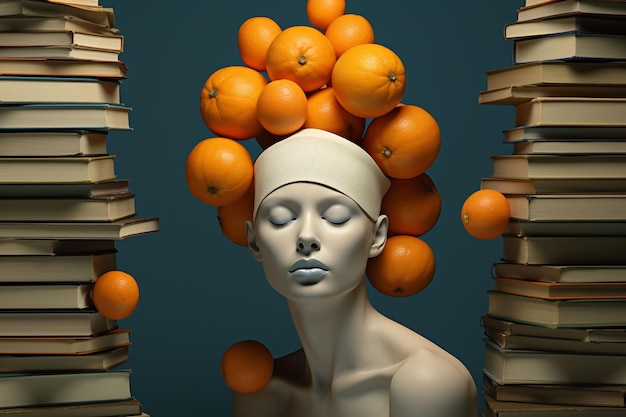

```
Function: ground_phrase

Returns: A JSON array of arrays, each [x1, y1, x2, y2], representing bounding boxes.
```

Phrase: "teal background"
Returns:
[[104, 1, 517, 415]]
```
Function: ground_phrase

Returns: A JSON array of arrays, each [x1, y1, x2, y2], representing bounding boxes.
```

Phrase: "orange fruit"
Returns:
[[461, 189, 511, 240], [238, 16, 282, 71], [303, 87, 365, 142], [185, 137, 254, 207], [217, 182, 255, 246], [324, 14, 375, 58], [331, 43, 405, 118], [306, 0, 346, 30], [256, 79, 308, 136], [92, 270, 139, 320], [363, 104, 441, 179], [221, 340, 274, 394], [366, 235, 435, 297], [199, 66, 267, 140], [382, 173, 442, 237], [265, 25, 336, 92]]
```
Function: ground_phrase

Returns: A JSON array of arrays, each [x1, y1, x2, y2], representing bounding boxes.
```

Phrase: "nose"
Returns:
[[297, 236, 320, 254], [296, 215, 320, 254]]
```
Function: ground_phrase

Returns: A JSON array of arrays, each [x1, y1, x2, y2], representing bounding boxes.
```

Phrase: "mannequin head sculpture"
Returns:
[[237, 128, 478, 417], [246, 128, 390, 302]]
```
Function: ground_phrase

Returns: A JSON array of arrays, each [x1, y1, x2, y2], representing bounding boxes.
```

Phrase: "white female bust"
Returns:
[[236, 128, 478, 417]]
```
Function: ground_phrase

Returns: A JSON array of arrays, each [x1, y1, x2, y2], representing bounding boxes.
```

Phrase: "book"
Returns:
[[504, 13, 626, 39], [487, 290, 626, 328], [524, 0, 626, 7], [0, 369, 131, 408], [0, 216, 159, 239], [483, 391, 626, 417], [514, 33, 626, 64], [515, 97, 626, 127], [502, 235, 626, 264], [48, 0, 99, 6], [0, 130, 109, 156], [483, 375, 626, 408], [0, 58, 126, 78], [0, 45, 119, 61], [481, 177, 626, 194], [510, 139, 626, 155], [0, 0, 114, 28], [0, 103, 131, 130], [0, 16, 119, 35], [493, 263, 626, 283], [483, 374, 626, 408], [482, 315, 626, 343], [524, 0, 550, 5], [0, 399, 142, 417], [493, 276, 626, 300], [0, 179, 129, 197], [0, 310, 116, 336], [0, 77, 120, 104], [517, 0, 626, 22], [0, 345, 128, 373], [485, 61, 626, 92], [0, 155, 115, 183], [0, 239, 115, 255], [0, 31, 123, 51], [491, 154, 626, 179], [485, 326, 626, 355], [0, 192, 136, 222], [504, 125, 626, 142], [0, 252, 116, 283], [504, 220, 626, 237], [484, 338, 626, 385], [0, 329, 130, 354], [479, 85, 626, 105], [506, 194, 626, 221], [0, 283, 93, 309]]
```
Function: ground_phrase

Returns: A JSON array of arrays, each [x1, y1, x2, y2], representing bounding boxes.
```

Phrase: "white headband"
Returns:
[[253, 128, 390, 220]]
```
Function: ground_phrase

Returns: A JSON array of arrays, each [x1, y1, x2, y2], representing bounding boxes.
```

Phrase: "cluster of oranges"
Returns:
[[186, 0, 443, 299], [184, 0, 458, 394]]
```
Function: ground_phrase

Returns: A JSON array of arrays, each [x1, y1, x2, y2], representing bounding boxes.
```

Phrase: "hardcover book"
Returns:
[[484, 339, 626, 385], [0, 370, 132, 409], [487, 290, 626, 328]]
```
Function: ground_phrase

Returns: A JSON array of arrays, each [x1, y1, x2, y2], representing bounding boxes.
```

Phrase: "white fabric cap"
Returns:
[[253, 128, 390, 220]]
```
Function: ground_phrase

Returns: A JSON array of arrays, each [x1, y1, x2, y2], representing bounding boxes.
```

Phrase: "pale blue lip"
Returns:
[[289, 259, 329, 285], [289, 259, 328, 273]]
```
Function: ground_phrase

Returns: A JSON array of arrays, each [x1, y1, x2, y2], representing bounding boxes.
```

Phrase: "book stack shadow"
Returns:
[[0, 1, 158, 417], [477, 1, 626, 416]]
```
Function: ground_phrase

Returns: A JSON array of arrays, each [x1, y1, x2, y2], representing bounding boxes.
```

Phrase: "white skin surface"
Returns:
[[241, 182, 478, 417]]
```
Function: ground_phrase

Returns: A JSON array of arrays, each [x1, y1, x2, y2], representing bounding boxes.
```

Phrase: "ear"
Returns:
[[245, 220, 263, 262], [369, 215, 388, 258]]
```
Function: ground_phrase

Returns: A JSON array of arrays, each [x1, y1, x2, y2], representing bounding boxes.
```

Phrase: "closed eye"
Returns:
[[323, 216, 350, 225], [270, 217, 295, 226], [322, 204, 352, 225], [268, 205, 296, 227]]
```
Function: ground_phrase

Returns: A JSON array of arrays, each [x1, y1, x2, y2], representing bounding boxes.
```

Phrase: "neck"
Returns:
[[286, 279, 377, 384]]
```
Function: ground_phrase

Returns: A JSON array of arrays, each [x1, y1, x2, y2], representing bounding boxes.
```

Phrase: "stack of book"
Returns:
[[0, 1, 157, 416], [477, 0, 626, 416]]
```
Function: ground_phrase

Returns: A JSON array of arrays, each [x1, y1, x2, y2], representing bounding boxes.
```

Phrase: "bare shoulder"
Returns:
[[389, 348, 478, 417]]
